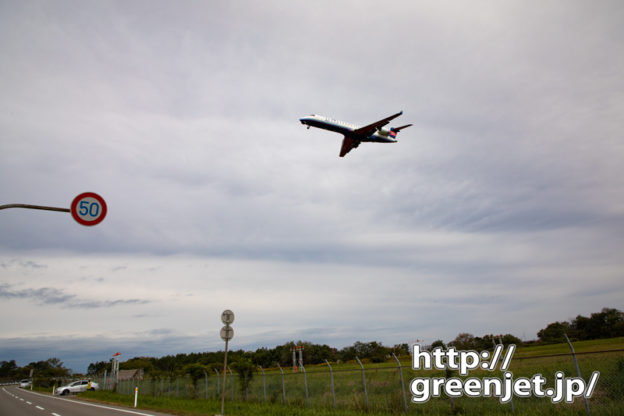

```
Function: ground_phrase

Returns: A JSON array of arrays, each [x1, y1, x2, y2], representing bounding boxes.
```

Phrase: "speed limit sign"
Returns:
[[220, 325, 234, 341], [70, 192, 107, 226]]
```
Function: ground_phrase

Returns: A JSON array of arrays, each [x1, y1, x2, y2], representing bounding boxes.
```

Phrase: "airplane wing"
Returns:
[[352, 111, 403, 137], [339, 136, 359, 157]]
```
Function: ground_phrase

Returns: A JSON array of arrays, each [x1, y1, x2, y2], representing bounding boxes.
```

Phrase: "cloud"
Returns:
[[68, 298, 149, 309], [0, 283, 150, 309], [0, 284, 73, 305], [0, 259, 47, 270]]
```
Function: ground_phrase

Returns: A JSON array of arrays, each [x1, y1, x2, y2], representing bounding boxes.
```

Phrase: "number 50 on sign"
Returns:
[[70, 192, 107, 226]]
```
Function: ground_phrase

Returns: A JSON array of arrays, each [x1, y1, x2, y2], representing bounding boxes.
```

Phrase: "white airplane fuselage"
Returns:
[[299, 115, 398, 143]]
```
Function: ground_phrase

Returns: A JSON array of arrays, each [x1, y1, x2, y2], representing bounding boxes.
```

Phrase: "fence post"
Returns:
[[301, 364, 309, 407], [213, 368, 220, 398], [277, 363, 286, 404], [324, 359, 336, 409], [564, 334, 591, 416], [392, 353, 408, 413], [355, 357, 369, 410], [258, 366, 267, 402]]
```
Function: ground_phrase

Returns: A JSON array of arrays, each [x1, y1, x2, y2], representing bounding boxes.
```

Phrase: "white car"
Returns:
[[55, 380, 99, 395], [19, 379, 32, 388]]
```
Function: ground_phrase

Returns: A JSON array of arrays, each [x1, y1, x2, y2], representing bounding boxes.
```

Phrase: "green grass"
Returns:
[[80, 391, 412, 416], [512, 337, 624, 358]]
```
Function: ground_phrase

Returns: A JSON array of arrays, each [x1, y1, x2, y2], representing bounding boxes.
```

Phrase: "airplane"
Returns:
[[299, 111, 412, 157]]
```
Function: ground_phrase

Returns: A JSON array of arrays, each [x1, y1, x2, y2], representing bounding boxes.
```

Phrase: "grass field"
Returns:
[[77, 338, 624, 415]]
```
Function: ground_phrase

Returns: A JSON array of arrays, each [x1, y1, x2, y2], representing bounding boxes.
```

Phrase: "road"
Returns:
[[0, 385, 178, 416]]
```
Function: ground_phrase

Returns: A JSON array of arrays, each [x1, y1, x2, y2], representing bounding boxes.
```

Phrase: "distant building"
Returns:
[[117, 369, 144, 381]]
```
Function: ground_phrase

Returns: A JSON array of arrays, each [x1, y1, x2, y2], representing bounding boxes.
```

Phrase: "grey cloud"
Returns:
[[20, 260, 47, 269], [0, 284, 73, 304], [0, 283, 149, 309], [69, 299, 150, 309], [0, 259, 47, 269]]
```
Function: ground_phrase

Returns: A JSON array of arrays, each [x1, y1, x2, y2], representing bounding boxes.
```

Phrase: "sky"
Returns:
[[1, 0, 623, 373]]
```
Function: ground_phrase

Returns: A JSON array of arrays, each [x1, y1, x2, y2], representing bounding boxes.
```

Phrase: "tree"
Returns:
[[500, 333, 522, 346], [230, 358, 254, 399], [120, 357, 155, 374], [0, 360, 18, 379], [87, 361, 109, 376], [537, 321, 570, 343], [431, 340, 446, 350], [603, 308, 624, 338], [539, 307, 624, 343], [182, 363, 208, 398], [252, 347, 278, 368], [392, 343, 410, 356], [23, 358, 70, 388], [449, 333, 475, 350]]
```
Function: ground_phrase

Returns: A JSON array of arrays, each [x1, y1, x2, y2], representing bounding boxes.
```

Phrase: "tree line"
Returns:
[[87, 340, 411, 378], [84, 307, 623, 379], [0, 358, 70, 386], [536, 307, 624, 343]]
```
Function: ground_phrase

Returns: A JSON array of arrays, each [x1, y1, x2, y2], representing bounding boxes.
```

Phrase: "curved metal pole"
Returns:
[[258, 366, 267, 402], [221, 338, 229, 415], [565, 334, 590, 416], [392, 353, 408, 413], [324, 359, 336, 409], [355, 357, 368, 410], [0, 204, 69, 212], [213, 368, 220, 398], [277, 363, 286, 404]]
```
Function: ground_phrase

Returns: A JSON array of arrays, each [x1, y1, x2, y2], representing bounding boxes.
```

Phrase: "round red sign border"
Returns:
[[70, 192, 107, 226]]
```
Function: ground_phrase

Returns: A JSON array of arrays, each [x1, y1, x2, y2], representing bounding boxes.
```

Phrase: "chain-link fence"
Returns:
[[92, 349, 624, 415]]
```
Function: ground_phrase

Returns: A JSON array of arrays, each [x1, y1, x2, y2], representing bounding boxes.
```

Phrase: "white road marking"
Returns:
[[52, 413, 62, 416], [10, 387, 159, 416], [48, 400, 157, 416], [27, 401, 32, 404], [36, 405, 45, 410]]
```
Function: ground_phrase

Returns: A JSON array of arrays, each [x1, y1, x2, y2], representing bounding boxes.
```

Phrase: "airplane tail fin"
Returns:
[[389, 124, 412, 139]]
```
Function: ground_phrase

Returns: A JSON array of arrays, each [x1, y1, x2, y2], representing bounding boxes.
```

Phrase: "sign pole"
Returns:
[[221, 336, 229, 415], [219, 310, 234, 416], [0, 204, 69, 212]]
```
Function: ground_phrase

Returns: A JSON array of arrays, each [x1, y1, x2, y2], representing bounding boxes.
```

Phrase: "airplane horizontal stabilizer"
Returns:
[[392, 124, 412, 132]]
